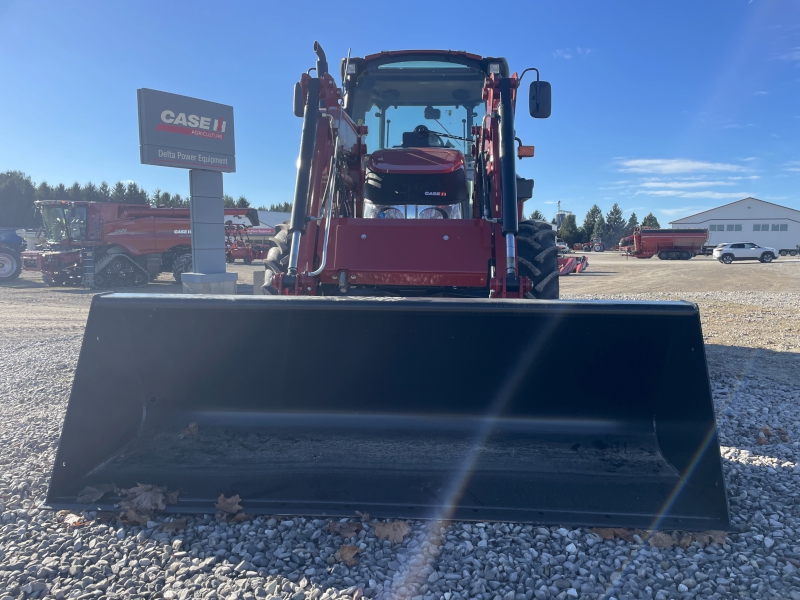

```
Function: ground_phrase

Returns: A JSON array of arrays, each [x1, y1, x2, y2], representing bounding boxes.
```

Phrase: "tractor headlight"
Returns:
[[418, 204, 462, 219], [363, 200, 405, 219]]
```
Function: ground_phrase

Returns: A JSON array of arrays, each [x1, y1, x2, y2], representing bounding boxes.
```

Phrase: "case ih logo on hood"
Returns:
[[158, 111, 227, 140], [424, 191, 447, 196]]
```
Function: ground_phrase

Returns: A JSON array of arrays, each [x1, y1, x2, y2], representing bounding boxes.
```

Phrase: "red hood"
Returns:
[[367, 148, 465, 175]]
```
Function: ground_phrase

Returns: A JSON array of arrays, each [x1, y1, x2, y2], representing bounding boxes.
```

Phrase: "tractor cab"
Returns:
[[343, 54, 497, 220], [39, 201, 89, 244]]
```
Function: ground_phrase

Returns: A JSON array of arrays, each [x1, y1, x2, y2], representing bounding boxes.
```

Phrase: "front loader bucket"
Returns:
[[48, 294, 730, 530]]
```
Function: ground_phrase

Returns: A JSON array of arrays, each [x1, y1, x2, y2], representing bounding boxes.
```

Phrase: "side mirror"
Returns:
[[529, 81, 551, 119], [293, 82, 305, 118], [424, 106, 441, 120]]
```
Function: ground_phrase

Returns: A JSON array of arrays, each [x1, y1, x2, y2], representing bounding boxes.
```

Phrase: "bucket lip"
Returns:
[[94, 293, 699, 316]]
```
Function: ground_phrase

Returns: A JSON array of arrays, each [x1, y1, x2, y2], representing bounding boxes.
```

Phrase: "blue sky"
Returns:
[[1, 0, 798, 223]]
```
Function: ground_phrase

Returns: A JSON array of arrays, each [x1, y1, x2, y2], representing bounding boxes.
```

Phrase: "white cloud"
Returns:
[[618, 159, 746, 174], [639, 181, 735, 189], [784, 160, 800, 173], [639, 190, 752, 199], [777, 47, 800, 66], [542, 200, 557, 205], [658, 206, 712, 217], [722, 123, 755, 129], [553, 47, 594, 59], [752, 91, 769, 96]]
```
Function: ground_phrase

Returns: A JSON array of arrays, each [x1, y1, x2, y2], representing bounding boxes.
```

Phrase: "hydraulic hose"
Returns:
[[498, 78, 518, 237]]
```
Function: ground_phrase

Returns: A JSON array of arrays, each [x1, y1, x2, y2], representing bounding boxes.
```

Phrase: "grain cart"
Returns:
[[47, 44, 729, 530], [620, 227, 708, 260], [22, 200, 257, 287]]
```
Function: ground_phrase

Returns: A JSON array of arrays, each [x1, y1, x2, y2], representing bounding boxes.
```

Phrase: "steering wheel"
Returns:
[[414, 124, 430, 137]]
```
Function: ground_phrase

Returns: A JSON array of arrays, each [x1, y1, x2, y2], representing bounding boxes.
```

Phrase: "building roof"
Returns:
[[669, 197, 800, 224]]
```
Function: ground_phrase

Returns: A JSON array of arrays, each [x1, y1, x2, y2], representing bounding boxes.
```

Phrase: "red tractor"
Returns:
[[49, 44, 729, 531], [262, 46, 558, 298], [22, 200, 256, 287], [224, 222, 272, 264]]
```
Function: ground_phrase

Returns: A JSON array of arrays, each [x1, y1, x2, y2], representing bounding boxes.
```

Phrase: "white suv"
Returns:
[[713, 242, 778, 264]]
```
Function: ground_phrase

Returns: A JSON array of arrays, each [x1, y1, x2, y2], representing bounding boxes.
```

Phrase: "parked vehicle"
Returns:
[[555, 238, 569, 254], [619, 227, 708, 260], [0, 228, 25, 283], [713, 242, 778, 264]]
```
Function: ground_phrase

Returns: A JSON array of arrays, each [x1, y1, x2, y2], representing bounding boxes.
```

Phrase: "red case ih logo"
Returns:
[[158, 110, 227, 140]]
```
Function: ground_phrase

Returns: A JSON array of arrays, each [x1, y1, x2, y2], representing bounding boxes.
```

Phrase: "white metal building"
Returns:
[[670, 197, 800, 254]]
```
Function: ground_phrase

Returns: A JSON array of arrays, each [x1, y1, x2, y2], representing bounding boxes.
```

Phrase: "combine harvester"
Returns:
[[48, 44, 729, 530]]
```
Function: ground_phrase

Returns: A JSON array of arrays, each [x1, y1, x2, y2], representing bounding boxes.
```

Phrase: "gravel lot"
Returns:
[[1, 261, 800, 600]]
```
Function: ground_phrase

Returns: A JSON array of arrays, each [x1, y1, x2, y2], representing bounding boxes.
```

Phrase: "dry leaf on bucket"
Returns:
[[76, 483, 117, 503], [335, 545, 360, 566], [119, 483, 167, 514], [179, 422, 199, 439], [374, 521, 410, 543], [327, 521, 364, 538], [215, 494, 243, 514]]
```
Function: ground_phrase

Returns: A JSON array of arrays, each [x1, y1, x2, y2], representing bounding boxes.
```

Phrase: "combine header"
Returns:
[[48, 44, 729, 530]]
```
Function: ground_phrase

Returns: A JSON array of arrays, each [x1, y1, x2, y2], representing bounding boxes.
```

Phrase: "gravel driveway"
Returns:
[[1, 291, 799, 600]]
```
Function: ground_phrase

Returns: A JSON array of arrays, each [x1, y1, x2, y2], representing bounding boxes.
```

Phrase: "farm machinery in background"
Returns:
[[224, 222, 275, 264], [21, 200, 257, 287], [619, 227, 708, 260], [48, 44, 729, 531], [0, 228, 26, 283]]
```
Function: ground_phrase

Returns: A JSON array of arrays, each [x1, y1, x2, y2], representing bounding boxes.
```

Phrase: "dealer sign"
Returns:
[[137, 88, 235, 172]]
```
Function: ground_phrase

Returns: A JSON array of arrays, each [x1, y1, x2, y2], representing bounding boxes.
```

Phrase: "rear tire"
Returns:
[[780, 250, 788, 256], [263, 221, 290, 295], [172, 253, 193, 282], [0, 247, 21, 283], [760, 252, 774, 263], [721, 254, 733, 264], [517, 220, 559, 300]]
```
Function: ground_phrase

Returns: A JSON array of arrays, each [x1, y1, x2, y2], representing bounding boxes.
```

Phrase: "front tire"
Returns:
[[172, 253, 193, 282], [760, 252, 774, 263], [721, 254, 733, 264], [517, 220, 559, 299], [0, 247, 21, 283]]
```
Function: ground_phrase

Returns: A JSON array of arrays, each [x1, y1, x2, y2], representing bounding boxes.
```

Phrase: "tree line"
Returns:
[[0, 170, 291, 229], [530, 204, 661, 249]]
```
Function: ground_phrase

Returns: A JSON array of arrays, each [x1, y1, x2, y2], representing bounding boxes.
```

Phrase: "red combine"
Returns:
[[620, 226, 708, 260], [22, 200, 257, 287], [48, 44, 729, 531]]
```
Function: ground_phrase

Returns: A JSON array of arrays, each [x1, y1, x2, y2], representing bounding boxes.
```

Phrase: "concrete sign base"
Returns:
[[182, 272, 237, 294]]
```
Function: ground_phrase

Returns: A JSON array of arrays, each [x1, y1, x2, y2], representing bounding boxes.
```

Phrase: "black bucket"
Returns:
[[47, 294, 730, 530]]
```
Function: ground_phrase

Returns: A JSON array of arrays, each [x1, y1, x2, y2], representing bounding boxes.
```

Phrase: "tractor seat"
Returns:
[[401, 131, 444, 148]]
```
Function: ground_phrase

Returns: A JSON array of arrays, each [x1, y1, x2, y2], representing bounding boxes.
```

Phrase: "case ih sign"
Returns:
[[137, 88, 236, 172]]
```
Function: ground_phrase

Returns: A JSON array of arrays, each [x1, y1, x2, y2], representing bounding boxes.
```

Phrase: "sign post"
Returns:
[[137, 88, 238, 294]]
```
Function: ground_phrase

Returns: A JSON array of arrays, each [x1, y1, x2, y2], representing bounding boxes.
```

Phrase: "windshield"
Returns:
[[349, 60, 486, 156], [41, 205, 87, 242]]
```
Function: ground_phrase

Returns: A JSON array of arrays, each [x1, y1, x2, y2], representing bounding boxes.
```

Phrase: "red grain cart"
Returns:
[[620, 227, 708, 260], [557, 255, 589, 275]]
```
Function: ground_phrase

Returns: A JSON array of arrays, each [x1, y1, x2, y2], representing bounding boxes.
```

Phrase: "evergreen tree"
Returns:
[[236, 195, 250, 208], [605, 203, 627, 247], [642, 212, 661, 229], [111, 182, 126, 203], [36, 181, 54, 200], [82, 182, 100, 203], [223, 194, 236, 208], [53, 183, 68, 199], [581, 205, 602, 242], [558, 213, 580, 247], [0, 171, 38, 228], [529, 209, 546, 221], [124, 182, 148, 204], [268, 202, 293, 212], [625, 212, 639, 236], [97, 182, 111, 201], [170, 193, 187, 208], [591, 214, 607, 241], [68, 182, 82, 201]]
